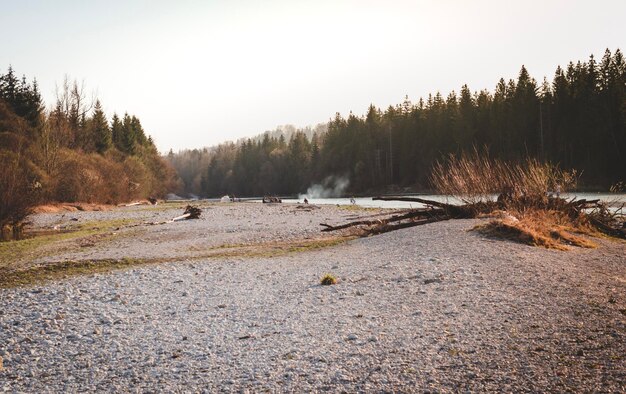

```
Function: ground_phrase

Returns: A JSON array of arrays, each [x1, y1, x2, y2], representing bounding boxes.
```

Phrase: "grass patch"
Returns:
[[320, 273, 337, 285], [195, 236, 354, 259], [337, 204, 376, 211], [0, 257, 161, 288], [0, 235, 354, 288], [0, 218, 140, 269]]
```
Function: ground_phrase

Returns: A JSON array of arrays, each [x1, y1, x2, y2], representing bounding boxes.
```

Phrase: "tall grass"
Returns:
[[429, 149, 607, 250], [430, 148, 578, 210]]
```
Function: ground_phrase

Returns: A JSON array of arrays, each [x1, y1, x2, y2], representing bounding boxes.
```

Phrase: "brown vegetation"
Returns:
[[429, 149, 623, 248], [430, 147, 578, 209], [0, 68, 180, 241], [323, 151, 624, 249], [475, 210, 598, 251], [32, 203, 112, 214]]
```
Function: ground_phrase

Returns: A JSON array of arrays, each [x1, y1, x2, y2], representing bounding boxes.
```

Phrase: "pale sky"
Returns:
[[1, 0, 624, 152]]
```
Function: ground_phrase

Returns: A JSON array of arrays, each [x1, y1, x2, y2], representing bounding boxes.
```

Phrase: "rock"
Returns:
[[347, 334, 358, 341]]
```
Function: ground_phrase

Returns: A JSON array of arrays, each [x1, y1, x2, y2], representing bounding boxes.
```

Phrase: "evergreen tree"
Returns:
[[0, 66, 43, 129], [92, 100, 111, 154], [121, 113, 136, 155], [111, 113, 124, 151]]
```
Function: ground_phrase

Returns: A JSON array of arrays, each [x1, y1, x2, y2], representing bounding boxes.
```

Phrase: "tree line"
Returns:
[[0, 67, 178, 234], [169, 48, 625, 197]]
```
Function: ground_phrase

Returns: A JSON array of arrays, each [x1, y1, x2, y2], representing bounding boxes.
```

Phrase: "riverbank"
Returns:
[[1, 203, 624, 391]]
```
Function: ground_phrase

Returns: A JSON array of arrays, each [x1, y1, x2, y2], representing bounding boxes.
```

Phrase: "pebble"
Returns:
[[0, 205, 623, 392]]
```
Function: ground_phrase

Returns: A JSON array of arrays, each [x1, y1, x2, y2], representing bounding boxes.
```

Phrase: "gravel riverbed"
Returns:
[[1, 203, 625, 392]]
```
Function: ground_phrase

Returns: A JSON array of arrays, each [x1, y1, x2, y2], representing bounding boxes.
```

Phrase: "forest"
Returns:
[[170, 49, 625, 198], [0, 68, 178, 234]]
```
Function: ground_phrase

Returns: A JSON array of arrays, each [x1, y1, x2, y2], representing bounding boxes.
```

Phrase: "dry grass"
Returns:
[[320, 273, 337, 285], [431, 147, 577, 209], [32, 203, 113, 213], [429, 149, 619, 249], [474, 210, 598, 250], [187, 236, 354, 259], [0, 233, 354, 288], [0, 218, 140, 270], [0, 258, 157, 288]]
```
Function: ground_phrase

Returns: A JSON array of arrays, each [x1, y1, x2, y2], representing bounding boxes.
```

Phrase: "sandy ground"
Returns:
[[1, 202, 625, 392]]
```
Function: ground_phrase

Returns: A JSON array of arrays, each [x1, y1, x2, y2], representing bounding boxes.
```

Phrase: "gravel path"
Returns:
[[1, 204, 625, 392]]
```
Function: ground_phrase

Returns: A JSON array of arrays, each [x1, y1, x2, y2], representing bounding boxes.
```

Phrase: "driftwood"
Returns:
[[145, 205, 203, 225], [373, 196, 495, 218], [123, 201, 147, 207], [321, 207, 447, 232], [320, 200, 452, 235], [366, 216, 450, 234]]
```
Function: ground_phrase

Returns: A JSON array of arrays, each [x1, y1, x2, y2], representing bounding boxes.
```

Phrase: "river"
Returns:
[[279, 193, 626, 209]]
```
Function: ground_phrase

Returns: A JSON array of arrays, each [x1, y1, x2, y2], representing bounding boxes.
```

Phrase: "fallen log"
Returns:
[[143, 205, 203, 225], [373, 196, 491, 218], [589, 217, 626, 238], [123, 201, 148, 207], [171, 213, 192, 222], [366, 216, 450, 235], [320, 207, 447, 232], [373, 196, 450, 207]]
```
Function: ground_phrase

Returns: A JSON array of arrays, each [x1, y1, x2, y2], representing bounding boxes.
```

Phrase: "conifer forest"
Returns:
[[169, 49, 625, 197]]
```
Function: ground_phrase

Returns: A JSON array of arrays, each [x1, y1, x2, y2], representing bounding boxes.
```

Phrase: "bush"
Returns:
[[0, 149, 43, 240], [320, 273, 337, 285], [48, 149, 181, 205]]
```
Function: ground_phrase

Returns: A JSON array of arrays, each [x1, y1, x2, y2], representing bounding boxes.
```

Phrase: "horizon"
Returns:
[[2, 0, 625, 153]]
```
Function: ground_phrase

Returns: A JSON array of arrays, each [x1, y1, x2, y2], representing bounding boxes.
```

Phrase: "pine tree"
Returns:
[[130, 116, 148, 146], [92, 100, 111, 154], [122, 113, 136, 155], [111, 113, 124, 151]]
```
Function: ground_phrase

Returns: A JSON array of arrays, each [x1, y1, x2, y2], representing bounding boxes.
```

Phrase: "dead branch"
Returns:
[[320, 207, 447, 233], [366, 216, 450, 235], [373, 196, 494, 218]]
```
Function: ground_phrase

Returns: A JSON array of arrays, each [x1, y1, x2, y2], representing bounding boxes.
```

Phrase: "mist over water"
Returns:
[[299, 175, 350, 199]]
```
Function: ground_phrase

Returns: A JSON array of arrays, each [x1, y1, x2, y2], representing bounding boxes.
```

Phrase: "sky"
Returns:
[[1, 0, 625, 152]]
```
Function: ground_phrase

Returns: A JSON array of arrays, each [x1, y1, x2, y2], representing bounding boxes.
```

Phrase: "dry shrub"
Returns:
[[32, 203, 112, 214], [475, 209, 597, 250], [431, 147, 578, 210], [52, 150, 134, 204], [0, 149, 44, 240], [43, 148, 177, 206], [52, 150, 96, 203], [123, 155, 153, 199]]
